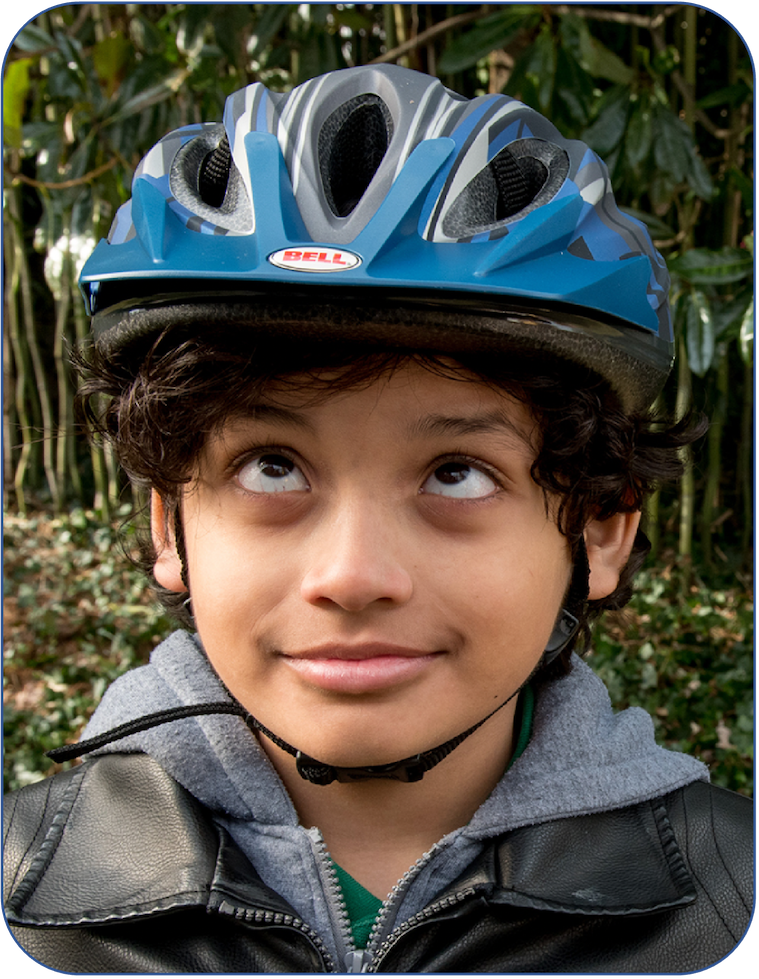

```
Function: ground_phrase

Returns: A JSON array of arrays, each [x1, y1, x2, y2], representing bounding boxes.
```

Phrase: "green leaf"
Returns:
[[651, 44, 680, 76], [331, 7, 375, 33], [685, 149, 714, 201], [3, 57, 32, 149], [556, 11, 631, 86], [93, 34, 132, 96], [652, 103, 692, 184], [697, 83, 751, 110], [582, 85, 629, 156], [619, 207, 675, 241], [579, 34, 634, 85], [685, 290, 715, 376], [103, 69, 190, 126], [210, 5, 257, 67], [554, 47, 594, 127], [712, 285, 754, 339], [130, 13, 166, 56], [181, 4, 215, 49], [727, 166, 754, 213], [669, 247, 753, 285], [438, 7, 539, 75], [11, 23, 55, 52], [624, 97, 653, 169], [249, 3, 297, 60], [528, 26, 557, 113], [739, 298, 754, 365]]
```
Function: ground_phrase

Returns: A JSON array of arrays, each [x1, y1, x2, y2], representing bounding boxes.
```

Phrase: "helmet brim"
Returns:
[[92, 286, 672, 413]]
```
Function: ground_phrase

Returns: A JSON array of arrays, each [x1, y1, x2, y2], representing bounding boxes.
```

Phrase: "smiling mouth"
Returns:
[[280, 643, 443, 693]]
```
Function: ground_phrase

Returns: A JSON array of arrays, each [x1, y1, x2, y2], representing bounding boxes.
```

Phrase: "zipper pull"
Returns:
[[344, 949, 373, 972]]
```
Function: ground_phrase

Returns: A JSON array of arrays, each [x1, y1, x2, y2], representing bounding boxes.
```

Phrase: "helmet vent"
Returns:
[[490, 150, 547, 221], [170, 125, 252, 233], [319, 94, 394, 218], [441, 139, 569, 240], [198, 135, 232, 208]]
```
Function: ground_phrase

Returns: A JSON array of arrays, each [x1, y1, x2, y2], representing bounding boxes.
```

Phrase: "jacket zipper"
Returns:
[[307, 827, 362, 971], [365, 886, 478, 972], [215, 901, 337, 971], [357, 844, 446, 971], [307, 832, 473, 974], [308, 832, 443, 972]]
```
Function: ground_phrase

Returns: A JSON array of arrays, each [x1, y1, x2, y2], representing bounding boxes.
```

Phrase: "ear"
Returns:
[[584, 510, 642, 601], [150, 489, 186, 593]]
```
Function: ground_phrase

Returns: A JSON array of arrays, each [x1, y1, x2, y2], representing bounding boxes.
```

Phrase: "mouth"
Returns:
[[280, 643, 443, 693]]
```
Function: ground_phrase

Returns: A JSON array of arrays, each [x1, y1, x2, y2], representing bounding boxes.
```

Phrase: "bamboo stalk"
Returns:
[[700, 350, 728, 566], [737, 357, 753, 566], [105, 441, 121, 510], [72, 271, 110, 519], [645, 490, 660, 559], [53, 236, 74, 511], [3, 320, 15, 510], [645, 394, 663, 558], [676, 7, 697, 570], [9, 193, 60, 507], [676, 336, 694, 566], [91, 439, 111, 521], [391, 3, 410, 68], [66, 271, 84, 503], [4, 213, 30, 515]]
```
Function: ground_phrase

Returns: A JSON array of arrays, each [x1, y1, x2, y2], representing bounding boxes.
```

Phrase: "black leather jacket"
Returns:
[[4, 753, 753, 974]]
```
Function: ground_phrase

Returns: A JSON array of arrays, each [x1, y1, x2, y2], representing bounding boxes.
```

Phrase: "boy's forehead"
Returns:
[[217, 362, 537, 446]]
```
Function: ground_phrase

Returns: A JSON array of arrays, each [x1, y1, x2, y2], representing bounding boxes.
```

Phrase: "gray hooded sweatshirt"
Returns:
[[81, 630, 708, 969]]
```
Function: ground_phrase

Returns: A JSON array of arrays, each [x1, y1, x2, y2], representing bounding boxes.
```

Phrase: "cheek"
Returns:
[[185, 518, 292, 628], [457, 525, 572, 641]]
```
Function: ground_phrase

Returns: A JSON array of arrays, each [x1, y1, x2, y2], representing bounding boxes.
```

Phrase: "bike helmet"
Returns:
[[80, 64, 673, 412]]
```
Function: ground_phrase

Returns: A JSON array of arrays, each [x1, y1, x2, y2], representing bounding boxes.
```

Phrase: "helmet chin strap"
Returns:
[[45, 607, 580, 780], [52, 518, 585, 783], [280, 606, 580, 785]]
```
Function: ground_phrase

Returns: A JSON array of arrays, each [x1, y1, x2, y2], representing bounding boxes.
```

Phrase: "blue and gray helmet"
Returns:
[[80, 64, 674, 410]]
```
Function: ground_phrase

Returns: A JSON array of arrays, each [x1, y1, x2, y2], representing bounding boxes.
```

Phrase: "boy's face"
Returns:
[[154, 363, 621, 768]]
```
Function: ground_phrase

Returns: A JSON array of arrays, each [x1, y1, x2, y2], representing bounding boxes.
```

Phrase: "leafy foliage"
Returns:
[[3, 509, 172, 792], [590, 562, 753, 796]]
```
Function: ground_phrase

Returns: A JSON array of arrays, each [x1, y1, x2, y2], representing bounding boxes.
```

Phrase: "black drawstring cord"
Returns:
[[45, 695, 515, 783], [46, 703, 248, 763], [47, 612, 580, 781]]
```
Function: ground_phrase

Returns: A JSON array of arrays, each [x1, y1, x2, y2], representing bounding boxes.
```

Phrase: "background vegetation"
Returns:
[[3, 4, 753, 794]]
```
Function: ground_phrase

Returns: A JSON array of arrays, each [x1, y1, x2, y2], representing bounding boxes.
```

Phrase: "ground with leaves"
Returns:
[[3, 509, 753, 796]]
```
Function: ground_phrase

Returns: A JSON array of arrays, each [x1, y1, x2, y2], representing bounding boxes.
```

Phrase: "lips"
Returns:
[[280, 643, 443, 693]]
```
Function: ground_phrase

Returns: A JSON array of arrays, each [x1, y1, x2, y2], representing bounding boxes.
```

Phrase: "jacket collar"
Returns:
[[6, 753, 695, 929], [449, 795, 696, 915]]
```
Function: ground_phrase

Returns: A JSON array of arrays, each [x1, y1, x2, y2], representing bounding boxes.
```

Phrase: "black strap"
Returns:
[[45, 692, 516, 784], [47, 609, 580, 782]]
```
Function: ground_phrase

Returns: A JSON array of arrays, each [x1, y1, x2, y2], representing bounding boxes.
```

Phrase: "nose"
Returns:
[[300, 503, 414, 611]]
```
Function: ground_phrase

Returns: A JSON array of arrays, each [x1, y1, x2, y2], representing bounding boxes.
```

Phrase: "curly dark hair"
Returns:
[[75, 323, 706, 678]]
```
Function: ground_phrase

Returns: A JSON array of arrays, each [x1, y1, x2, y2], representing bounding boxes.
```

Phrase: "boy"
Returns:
[[4, 65, 752, 973]]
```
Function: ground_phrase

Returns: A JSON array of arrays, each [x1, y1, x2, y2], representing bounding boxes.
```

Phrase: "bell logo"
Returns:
[[268, 247, 362, 273]]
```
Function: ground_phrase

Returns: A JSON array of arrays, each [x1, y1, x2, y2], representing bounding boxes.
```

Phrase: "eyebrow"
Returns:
[[222, 404, 532, 447], [228, 404, 316, 433], [406, 410, 531, 445]]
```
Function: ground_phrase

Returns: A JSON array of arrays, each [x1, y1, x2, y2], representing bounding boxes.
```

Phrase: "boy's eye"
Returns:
[[422, 462, 498, 499], [237, 454, 309, 493]]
